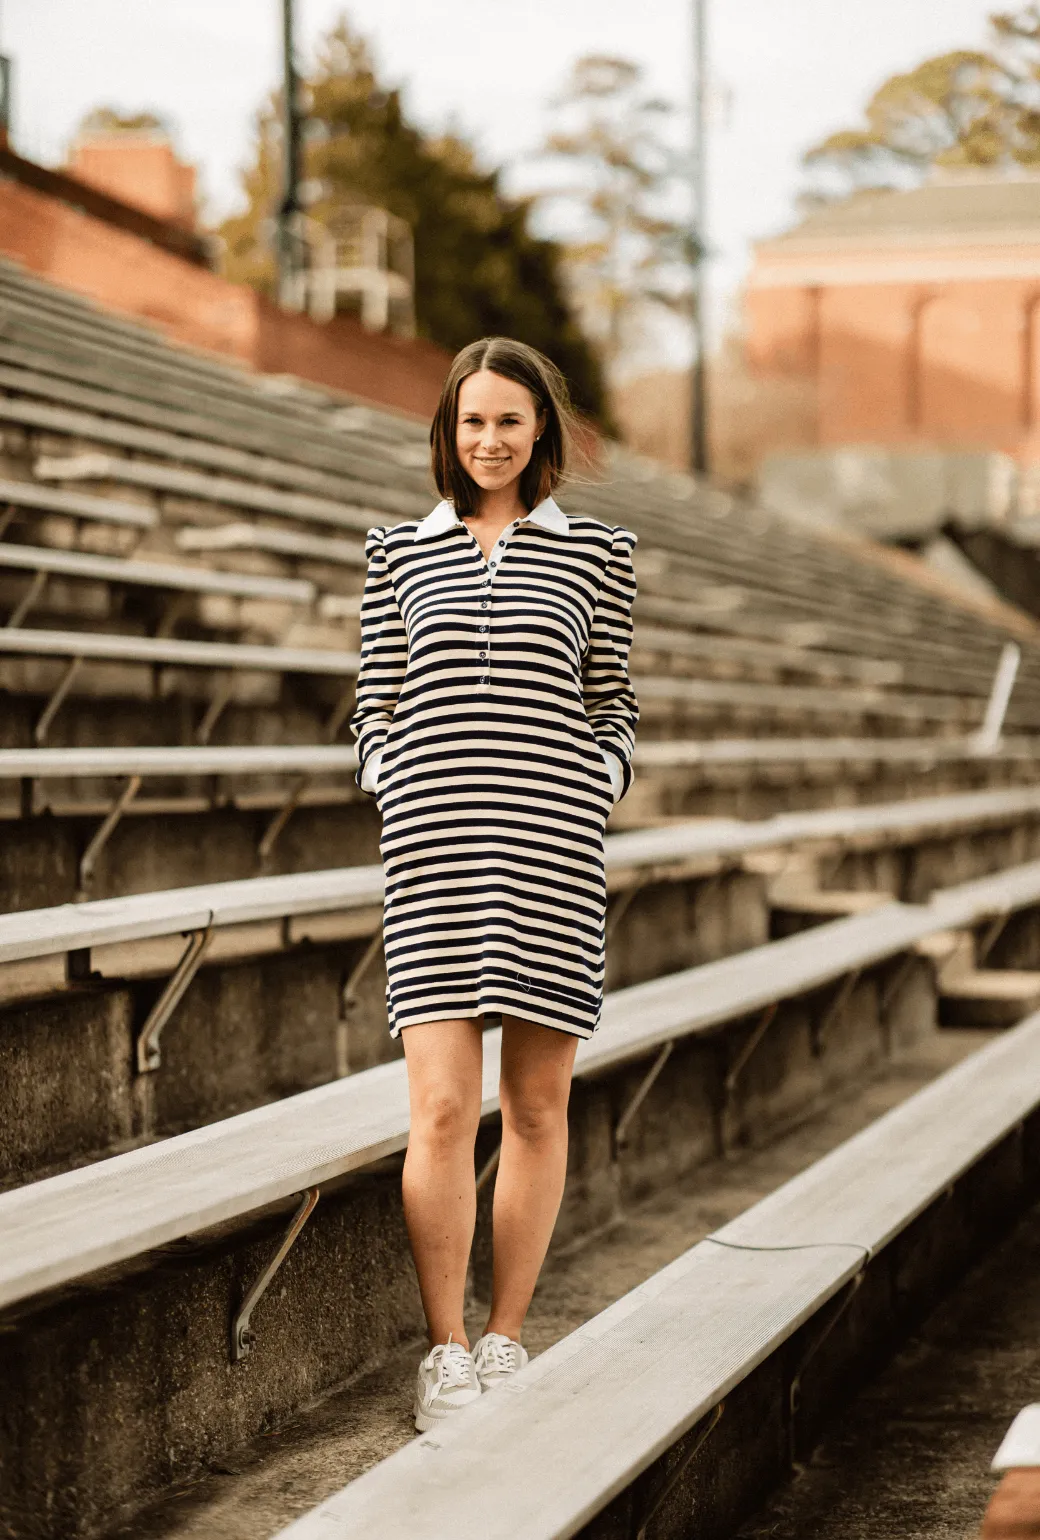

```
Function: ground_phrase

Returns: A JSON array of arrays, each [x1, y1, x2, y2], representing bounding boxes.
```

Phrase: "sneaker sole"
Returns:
[[413, 1394, 480, 1433]]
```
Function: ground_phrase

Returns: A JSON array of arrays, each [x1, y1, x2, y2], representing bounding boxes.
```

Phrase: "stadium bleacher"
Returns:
[[278, 1013, 1040, 1540], [4, 853, 1040, 1535], [4, 255, 1040, 1539]]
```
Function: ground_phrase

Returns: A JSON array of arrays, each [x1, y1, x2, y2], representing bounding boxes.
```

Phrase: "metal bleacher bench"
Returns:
[[281, 1012, 1040, 1540], [4, 839, 1040, 1318], [176, 521, 367, 570], [636, 733, 1040, 768], [0, 541, 315, 612], [0, 370, 424, 516], [637, 674, 973, 725], [4, 783, 1040, 976], [0, 626, 361, 747], [0, 473, 156, 533], [33, 452, 396, 535]]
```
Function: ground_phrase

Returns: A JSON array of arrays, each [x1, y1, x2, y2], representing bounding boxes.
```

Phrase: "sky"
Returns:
[[0, 0, 1012, 356]]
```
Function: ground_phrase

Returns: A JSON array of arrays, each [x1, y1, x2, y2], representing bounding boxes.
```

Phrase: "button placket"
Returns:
[[476, 519, 519, 689], [478, 540, 496, 690]]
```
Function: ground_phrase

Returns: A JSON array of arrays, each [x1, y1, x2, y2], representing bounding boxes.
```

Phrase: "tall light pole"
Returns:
[[277, 0, 304, 306], [690, 0, 709, 475], [0, 0, 12, 152]]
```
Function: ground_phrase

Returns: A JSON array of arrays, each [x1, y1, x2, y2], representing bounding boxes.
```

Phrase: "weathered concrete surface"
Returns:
[[630, 760, 1040, 825], [0, 801, 381, 914], [100, 1031, 991, 1540], [1, 936, 935, 1537], [0, 867, 769, 1185], [733, 1196, 1040, 1539], [7, 803, 1040, 1186]]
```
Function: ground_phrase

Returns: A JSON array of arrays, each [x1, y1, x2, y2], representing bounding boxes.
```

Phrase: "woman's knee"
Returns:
[[501, 1081, 569, 1144], [411, 1086, 479, 1148]]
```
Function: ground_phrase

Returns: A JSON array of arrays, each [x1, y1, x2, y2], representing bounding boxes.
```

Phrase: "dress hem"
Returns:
[[389, 1000, 596, 1042]]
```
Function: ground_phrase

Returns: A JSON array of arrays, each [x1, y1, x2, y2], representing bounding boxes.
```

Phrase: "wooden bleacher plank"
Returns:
[[0, 473, 156, 529], [0, 863, 383, 966], [0, 384, 422, 514], [277, 1013, 1040, 1540], [637, 674, 972, 723], [633, 622, 904, 687], [4, 785, 1040, 967], [5, 857, 1040, 1314], [633, 735, 1025, 768], [33, 453, 390, 535], [0, 626, 360, 675], [0, 743, 358, 782], [0, 542, 315, 603], [176, 522, 367, 568]]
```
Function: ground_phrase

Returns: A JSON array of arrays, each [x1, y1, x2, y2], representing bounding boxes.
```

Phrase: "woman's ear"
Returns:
[[535, 412, 548, 443]]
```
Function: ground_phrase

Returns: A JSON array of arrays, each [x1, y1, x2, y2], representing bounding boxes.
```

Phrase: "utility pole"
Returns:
[[0, 0, 12, 152], [690, 0, 709, 475], [277, 0, 304, 306]]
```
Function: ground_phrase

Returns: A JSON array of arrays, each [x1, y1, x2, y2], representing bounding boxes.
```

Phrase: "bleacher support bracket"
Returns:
[[77, 774, 142, 897], [232, 1187, 320, 1363], [720, 1002, 779, 1151], [136, 921, 214, 1072], [34, 655, 82, 743], [633, 1400, 725, 1540]]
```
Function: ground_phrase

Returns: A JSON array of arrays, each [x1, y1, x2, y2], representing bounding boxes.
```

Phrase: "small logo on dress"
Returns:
[[515, 971, 532, 992]]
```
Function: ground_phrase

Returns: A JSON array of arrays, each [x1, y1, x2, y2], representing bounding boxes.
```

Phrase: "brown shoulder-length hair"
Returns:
[[429, 337, 578, 518]]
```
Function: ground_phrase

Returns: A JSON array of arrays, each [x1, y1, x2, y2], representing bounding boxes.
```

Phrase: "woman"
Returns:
[[350, 336, 639, 1432]]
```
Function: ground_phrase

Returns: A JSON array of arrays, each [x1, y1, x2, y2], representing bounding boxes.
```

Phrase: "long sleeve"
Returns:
[[582, 526, 640, 799], [349, 527, 408, 796]]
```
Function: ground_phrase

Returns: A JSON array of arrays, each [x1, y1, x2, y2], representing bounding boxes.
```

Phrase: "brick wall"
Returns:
[[0, 174, 450, 419], [746, 240, 1040, 466]]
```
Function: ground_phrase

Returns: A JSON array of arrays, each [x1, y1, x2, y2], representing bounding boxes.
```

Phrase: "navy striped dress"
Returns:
[[349, 496, 639, 1039]]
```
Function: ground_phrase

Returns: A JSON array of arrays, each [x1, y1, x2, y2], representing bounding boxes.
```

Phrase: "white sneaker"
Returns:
[[413, 1334, 481, 1432], [471, 1331, 529, 1391]]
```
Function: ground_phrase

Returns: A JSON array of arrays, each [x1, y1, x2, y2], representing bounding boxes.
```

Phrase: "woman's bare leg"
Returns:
[[401, 1017, 484, 1349], [484, 1017, 578, 1341]]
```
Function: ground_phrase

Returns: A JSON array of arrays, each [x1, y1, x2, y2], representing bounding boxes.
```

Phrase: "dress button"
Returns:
[[479, 625, 488, 633], [479, 651, 487, 660]]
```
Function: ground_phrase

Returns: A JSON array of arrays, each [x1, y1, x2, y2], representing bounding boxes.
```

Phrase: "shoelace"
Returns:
[[429, 1334, 474, 1391], [478, 1335, 519, 1375]]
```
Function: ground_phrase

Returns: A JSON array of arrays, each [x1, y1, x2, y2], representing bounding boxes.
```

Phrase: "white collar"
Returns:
[[413, 496, 569, 542]]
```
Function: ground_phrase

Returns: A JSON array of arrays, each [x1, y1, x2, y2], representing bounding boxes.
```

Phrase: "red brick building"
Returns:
[[746, 171, 1040, 465], [67, 126, 198, 229], [0, 134, 450, 419]]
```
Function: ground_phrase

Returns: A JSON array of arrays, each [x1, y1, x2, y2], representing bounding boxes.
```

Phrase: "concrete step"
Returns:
[[940, 968, 1040, 1027], [0, 863, 769, 1187], [0, 937, 946, 1540], [99, 1029, 992, 1540], [770, 885, 895, 937]]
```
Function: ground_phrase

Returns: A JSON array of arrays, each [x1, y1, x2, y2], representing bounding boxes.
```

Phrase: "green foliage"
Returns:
[[217, 15, 604, 416], [804, 7, 1040, 198], [531, 55, 691, 371]]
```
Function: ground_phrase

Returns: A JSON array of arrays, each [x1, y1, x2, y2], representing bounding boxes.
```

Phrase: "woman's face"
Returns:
[[456, 370, 546, 500]]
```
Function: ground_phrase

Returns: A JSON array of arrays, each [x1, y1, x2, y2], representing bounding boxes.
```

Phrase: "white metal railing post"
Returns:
[[974, 642, 1021, 754]]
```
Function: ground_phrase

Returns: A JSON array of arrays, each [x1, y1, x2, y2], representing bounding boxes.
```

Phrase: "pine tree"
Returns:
[[217, 16, 604, 415]]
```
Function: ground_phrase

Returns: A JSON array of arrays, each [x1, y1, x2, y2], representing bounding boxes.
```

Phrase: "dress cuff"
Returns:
[[360, 747, 384, 796], [600, 746, 625, 803]]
